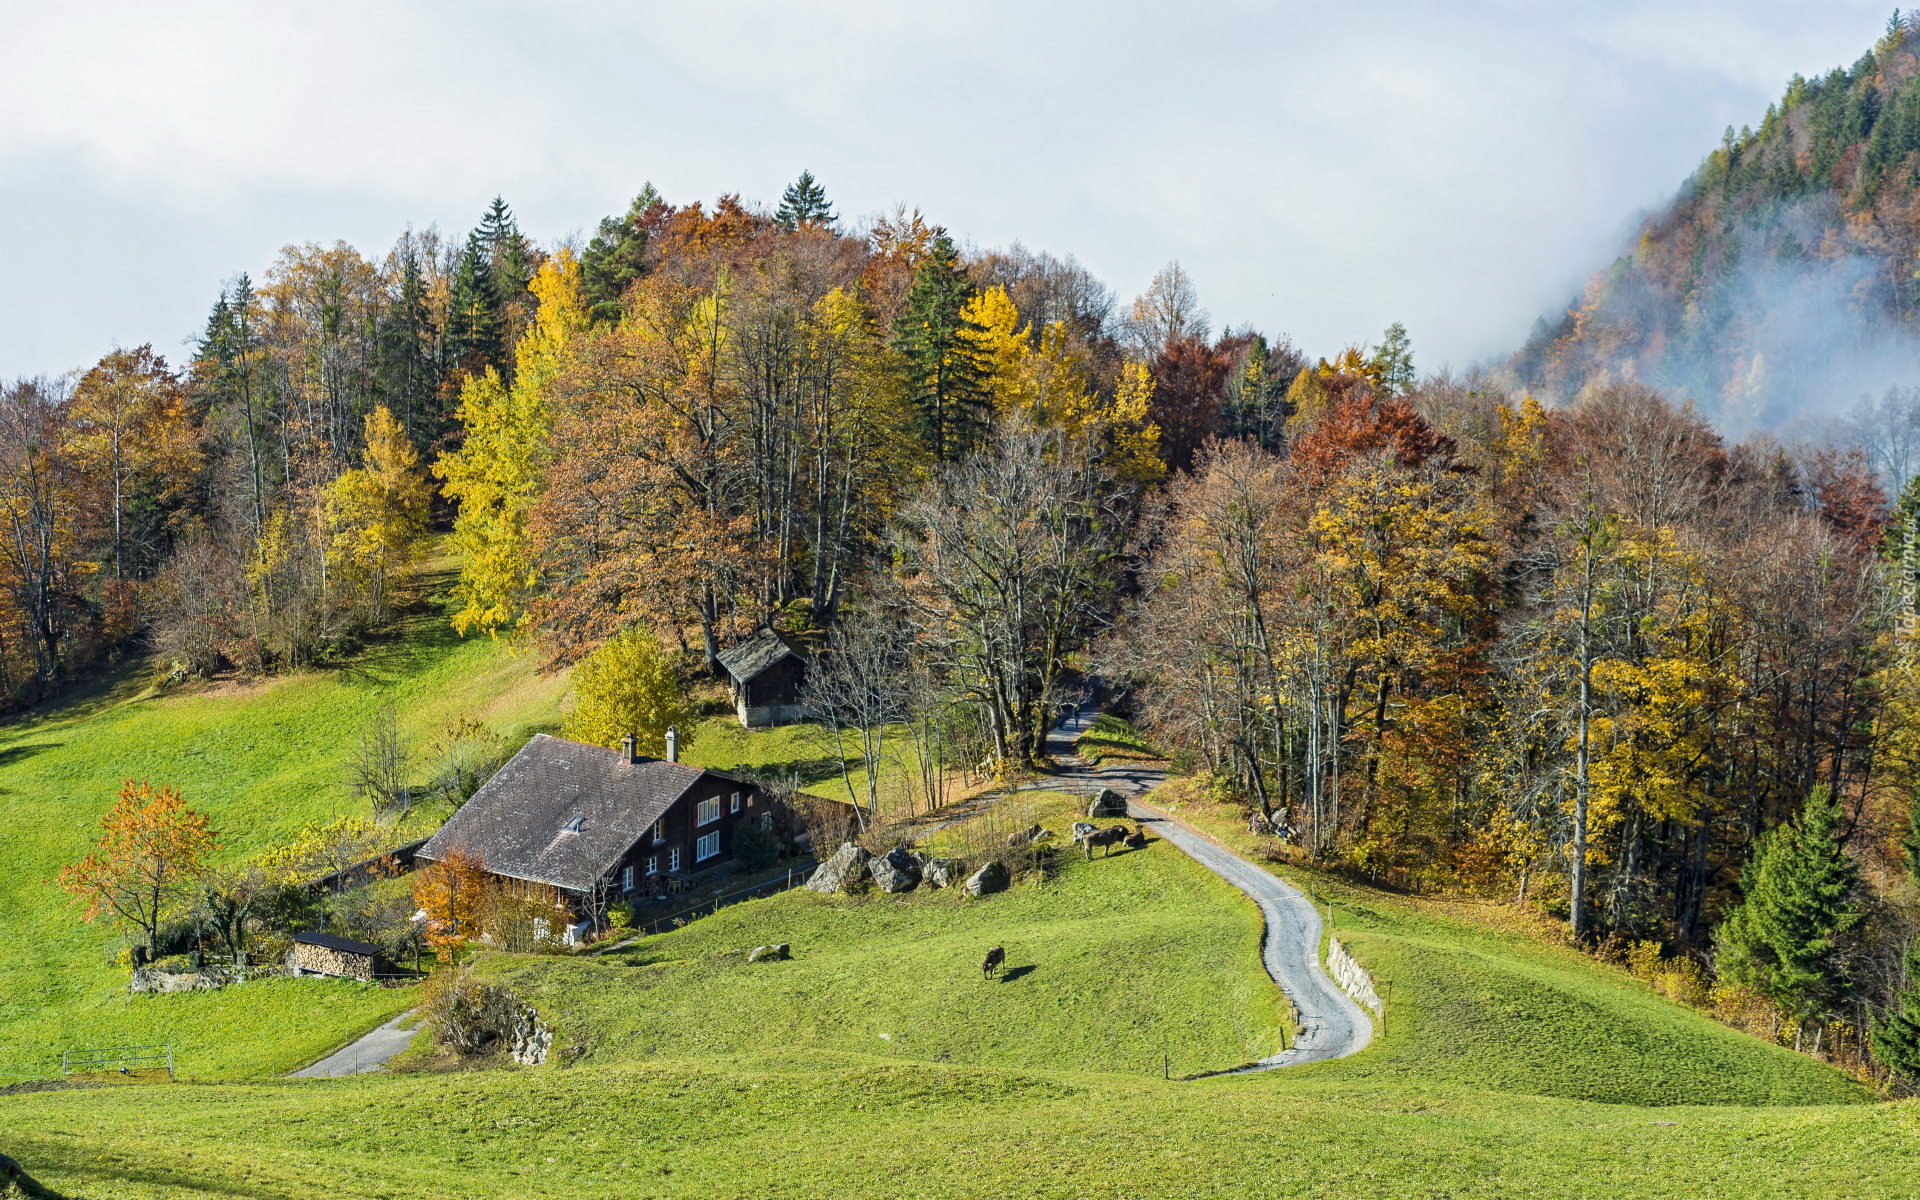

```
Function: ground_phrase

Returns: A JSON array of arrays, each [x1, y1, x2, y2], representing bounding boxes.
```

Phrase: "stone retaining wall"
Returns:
[[1326, 937, 1382, 1016]]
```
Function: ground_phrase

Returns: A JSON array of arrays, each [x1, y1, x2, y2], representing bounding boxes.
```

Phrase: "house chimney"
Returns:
[[621, 733, 636, 764], [665, 726, 679, 764]]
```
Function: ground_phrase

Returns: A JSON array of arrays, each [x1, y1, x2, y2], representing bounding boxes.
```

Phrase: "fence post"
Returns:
[[166, 1045, 174, 1081]]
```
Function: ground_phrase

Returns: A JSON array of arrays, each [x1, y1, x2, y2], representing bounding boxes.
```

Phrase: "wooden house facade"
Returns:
[[416, 733, 774, 923]]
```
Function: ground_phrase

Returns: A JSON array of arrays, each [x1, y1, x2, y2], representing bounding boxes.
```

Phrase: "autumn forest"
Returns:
[[6, 98, 1920, 1093]]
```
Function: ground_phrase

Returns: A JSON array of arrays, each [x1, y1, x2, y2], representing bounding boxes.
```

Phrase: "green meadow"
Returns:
[[0, 604, 1908, 1198]]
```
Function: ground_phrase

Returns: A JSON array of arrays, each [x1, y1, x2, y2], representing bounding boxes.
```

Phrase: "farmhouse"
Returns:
[[415, 731, 772, 920], [291, 931, 387, 981], [718, 629, 809, 727]]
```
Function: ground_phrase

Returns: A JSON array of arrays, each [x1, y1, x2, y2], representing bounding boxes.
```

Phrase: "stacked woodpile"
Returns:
[[290, 933, 383, 981]]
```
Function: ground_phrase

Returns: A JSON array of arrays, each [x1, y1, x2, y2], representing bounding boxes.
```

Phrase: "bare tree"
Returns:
[[347, 701, 412, 817], [803, 610, 910, 828], [893, 420, 1122, 768]]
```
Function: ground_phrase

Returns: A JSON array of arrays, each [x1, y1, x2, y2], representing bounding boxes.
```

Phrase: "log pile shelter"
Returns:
[[718, 629, 809, 727], [291, 931, 387, 981], [415, 732, 775, 921]]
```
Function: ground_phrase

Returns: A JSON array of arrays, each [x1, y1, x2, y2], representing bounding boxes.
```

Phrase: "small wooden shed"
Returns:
[[290, 931, 386, 981], [718, 629, 810, 727]]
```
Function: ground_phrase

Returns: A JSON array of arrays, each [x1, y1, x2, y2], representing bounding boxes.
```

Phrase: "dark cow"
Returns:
[[1123, 826, 1148, 850], [1083, 825, 1127, 860], [982, 945, 1006, 980]]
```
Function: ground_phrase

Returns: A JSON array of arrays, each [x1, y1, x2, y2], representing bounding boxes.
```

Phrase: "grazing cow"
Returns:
[[1123, 826, 1148, 850], [982, 945, 1006, 980], [1083, 825, 1127, 860]]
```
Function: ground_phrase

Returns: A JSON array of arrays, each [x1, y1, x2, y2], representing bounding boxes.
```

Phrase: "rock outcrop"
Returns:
[[869, 848, 922, 893], [1088, 788, 1128, 817], [965, 860, 1010, 896], [806, 843, 872, 893]]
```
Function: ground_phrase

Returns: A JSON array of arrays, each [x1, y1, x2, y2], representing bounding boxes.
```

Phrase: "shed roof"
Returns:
[[294, 931, 385, 958], [717, 628, 804, 683], [416, 734, 719, 892]]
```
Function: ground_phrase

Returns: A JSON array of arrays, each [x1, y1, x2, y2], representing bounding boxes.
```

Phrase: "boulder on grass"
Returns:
[[806, 843, 872, 893], [747, 943, 791, 963], [1088, 788, 1128, 818], [869, 848, 923, 893], [1006, 823, 1045, 848], [923, 859, 963, 889], [1070, 821, 1097, 843], [965, 860, 1011, 897]]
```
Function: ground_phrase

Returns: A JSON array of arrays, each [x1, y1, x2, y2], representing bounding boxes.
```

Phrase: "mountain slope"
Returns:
[[1513, 19, 1920, 431]]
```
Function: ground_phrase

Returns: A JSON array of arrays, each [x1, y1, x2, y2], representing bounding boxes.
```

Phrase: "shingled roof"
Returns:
[[417, 734, 708, 892], [717, 628, 803, 683]]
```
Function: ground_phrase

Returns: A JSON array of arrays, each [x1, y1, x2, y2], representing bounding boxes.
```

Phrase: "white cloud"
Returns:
[[0, 0, 1899, 377]]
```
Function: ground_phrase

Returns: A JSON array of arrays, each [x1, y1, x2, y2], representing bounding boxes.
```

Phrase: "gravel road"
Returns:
[[1054, 708, 1373, 1070]]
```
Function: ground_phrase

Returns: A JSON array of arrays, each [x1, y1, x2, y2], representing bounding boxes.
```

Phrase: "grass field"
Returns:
[[476, 791, 1283, 1077], [0, 578, 569, 1082], [1, 615, 1911, 1197]]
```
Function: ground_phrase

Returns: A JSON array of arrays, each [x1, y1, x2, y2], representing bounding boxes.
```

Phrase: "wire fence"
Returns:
[[63, 1043, 173, 1081]]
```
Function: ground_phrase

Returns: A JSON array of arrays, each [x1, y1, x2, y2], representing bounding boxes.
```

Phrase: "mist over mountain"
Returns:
[[1510, 17, 1920, 436]]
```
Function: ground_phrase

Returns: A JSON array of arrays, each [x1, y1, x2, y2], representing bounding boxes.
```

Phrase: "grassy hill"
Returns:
[[0, 584, 569, 1081], [0, 609, 1906, 1198]]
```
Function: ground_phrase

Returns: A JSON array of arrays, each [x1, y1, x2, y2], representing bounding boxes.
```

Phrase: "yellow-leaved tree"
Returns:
[[326, 405, 431, 624], [436, 247, 587, 638], [960, 286, 1035, 415], [562, 627, 696, 757]]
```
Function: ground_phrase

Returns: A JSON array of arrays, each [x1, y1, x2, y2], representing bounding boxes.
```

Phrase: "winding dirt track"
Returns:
[[1052, 709, 1372, 1070]]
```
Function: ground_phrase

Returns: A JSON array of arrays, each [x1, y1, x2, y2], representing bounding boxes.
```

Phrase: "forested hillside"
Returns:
[[1512, 15, 1920, 433], [4, 139, 1920, 1089]]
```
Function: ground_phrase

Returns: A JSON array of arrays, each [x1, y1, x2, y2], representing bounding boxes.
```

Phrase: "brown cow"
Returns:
[[1123, 826, 1148, 850], [982, 945, 1006, 980], [1083, 826, 1127, 860]]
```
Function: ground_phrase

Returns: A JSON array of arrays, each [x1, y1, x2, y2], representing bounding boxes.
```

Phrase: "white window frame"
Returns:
[[762, 811, 773, 831], [668, 847, 681, 872], [696, 796, 721, 826], [696, 831, 720, 862], [645, 855, 658, 876], [651, 820, 664, 845], [622, 865, 634, 891], [730, 791, 741, 813]]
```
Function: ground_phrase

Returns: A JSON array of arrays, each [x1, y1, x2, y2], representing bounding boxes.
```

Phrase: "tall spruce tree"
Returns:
[[1370, 321, 1416, 395], [582, 183, 660, 322], [446, 230, 505, 382], [479, 196, 532, 295], [376, 240, 441, 449], [1715, 787, 1864, 1030], [1872, 936, 1920, 1085], [892, 234, 990, 461], [774, 170, 835, 230]]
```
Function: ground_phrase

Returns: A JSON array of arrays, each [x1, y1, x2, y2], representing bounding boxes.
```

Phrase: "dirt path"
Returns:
[[1052, 708, 1373, 1070]]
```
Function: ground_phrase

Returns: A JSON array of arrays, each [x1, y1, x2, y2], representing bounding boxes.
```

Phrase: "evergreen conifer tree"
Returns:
[[892, 234, 990, 461], [1715, 787, 1864, 1029], [1871, 936, 1920, 1085], [774, 170, 835, 230], [479, 196, 532, 295], [376, 242, 441, 448], [447, 230, 505, 381], [582, 184, 660, 322], [1370, 321, 1416, 395]]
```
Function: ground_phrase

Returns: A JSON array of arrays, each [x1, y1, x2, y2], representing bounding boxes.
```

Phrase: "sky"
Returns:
[[0, 1, 1900, 380]]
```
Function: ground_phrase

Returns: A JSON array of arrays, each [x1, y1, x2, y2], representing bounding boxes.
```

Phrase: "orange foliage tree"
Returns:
[[411, 847, 489, 961], [56, 780, 218, 964]]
